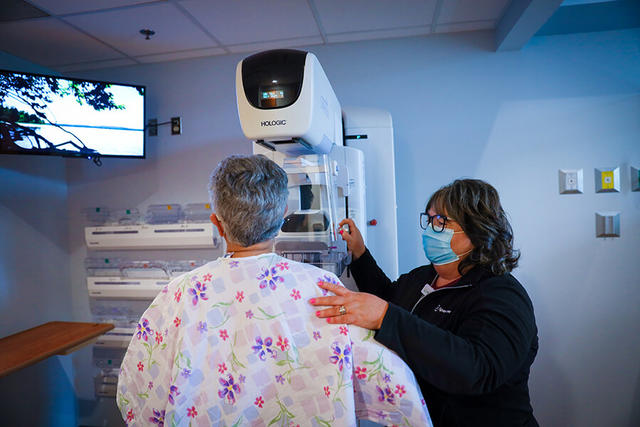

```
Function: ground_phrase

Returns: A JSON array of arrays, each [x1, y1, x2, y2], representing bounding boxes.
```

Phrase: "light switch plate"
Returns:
[[595, 212, 620, 238], [595, 167, 620, 193], [559, 169, 583, 194], [631, 166, 640, 192], [171, 117, 182, 135]]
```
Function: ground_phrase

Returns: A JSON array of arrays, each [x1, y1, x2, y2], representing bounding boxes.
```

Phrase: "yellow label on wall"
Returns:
[[601, 171, 614, 189]]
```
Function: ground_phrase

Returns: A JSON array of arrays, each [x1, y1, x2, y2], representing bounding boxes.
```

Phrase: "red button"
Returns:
[[368, 219, 378, 226]]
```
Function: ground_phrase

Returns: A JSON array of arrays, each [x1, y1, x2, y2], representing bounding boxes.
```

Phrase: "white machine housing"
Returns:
[[94, 327, 135, 349], [87, 277, 168, 299], [236, 49, 397, 279], [95, 369, 119, 397], [236, 50, 342, 156], [84, 222, 219, 250], [343, 107, 399, 279]]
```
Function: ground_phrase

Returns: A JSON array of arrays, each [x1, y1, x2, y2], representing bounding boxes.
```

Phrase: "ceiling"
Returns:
[[0, 0, 512, 72], [538, 0, 640, 36]]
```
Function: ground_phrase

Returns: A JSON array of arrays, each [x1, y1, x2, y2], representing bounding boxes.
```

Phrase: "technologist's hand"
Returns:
[[338, 218, 366, 260], [310, 281, 389, 330]]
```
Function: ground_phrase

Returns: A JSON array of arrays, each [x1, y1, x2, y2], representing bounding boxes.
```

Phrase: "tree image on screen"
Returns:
[[0, 73, 143, 158]]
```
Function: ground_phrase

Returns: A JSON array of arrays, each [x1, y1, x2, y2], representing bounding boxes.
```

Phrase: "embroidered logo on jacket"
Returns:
[[434, 305, 452, 314]]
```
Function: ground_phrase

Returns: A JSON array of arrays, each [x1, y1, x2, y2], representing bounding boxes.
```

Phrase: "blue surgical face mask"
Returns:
[[422, 227, 467, 265]]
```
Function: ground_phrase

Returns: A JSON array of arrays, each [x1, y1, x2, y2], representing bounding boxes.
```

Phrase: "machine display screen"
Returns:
[[242, 49, 306, 110], [262, 90, 284, 99]]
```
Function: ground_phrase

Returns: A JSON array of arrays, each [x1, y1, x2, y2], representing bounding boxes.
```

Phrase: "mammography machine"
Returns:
[[236, 49, 399, 279]]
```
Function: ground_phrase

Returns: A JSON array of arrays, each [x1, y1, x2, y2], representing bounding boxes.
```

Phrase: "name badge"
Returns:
[[421, 284, 435, 296]]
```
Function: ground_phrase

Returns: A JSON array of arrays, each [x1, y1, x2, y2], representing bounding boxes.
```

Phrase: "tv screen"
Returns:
[[0, 69, 145, 159]]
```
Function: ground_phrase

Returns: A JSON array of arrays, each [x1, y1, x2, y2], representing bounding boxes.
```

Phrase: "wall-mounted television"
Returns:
[[0, 69, 145, 160]]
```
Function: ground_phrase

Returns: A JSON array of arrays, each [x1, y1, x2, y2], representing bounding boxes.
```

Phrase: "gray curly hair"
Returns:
[[208, 154, 288, 247]]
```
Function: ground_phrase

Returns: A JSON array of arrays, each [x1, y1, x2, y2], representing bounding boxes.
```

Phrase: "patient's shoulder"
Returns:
[[275, 257, 342, 283], [158, 259, 222, 297]]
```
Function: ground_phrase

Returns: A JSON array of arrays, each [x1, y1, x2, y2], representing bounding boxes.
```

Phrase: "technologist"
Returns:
[[310, 179, 539, 426]]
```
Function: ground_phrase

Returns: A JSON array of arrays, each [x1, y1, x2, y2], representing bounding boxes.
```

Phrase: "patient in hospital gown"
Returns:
[[116, 154, 431, 427]]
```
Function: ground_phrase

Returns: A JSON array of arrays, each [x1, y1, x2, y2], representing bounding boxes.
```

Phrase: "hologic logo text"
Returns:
[[260, 120, 287, 127]]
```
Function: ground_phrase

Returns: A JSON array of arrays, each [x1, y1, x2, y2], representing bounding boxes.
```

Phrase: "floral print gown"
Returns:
[[117, 253, 432, 427]]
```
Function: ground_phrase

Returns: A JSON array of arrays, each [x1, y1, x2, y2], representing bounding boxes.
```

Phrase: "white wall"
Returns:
[[5, 28, 638, 426], [0, 52, 77, 426]]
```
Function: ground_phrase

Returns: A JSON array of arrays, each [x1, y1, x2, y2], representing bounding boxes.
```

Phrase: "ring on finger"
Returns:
[[338, 305, 347, 316]]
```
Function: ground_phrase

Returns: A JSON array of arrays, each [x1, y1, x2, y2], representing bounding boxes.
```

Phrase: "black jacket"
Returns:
[[350, 249, 539, 427]]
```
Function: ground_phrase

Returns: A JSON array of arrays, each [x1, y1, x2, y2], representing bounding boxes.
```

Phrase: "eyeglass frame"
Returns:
[[419, 212, 450, 233]]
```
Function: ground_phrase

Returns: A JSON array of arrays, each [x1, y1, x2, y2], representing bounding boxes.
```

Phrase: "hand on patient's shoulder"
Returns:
[[310, 281, 389, 330]]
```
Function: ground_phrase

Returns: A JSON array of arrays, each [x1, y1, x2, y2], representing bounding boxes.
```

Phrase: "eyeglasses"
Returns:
[[420, 212, 449, 233]]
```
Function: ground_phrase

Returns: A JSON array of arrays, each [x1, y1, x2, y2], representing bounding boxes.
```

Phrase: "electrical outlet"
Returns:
[[148, 118, 158, 136], [595, 212, 620, 238], [558, 169, 583, 194], [595, 167, 620, 193], [171, 117, 181, 135], [631, 166, 640, 192]]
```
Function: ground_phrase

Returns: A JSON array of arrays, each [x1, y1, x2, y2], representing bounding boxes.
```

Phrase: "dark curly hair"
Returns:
[[426, 179, 520, 276]]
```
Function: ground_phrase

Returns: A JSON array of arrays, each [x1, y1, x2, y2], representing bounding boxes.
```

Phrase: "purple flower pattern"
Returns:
[[136, 318, 152, 341], [218, 374, 241, 405], [329, 341, 351, 372], [149, 408, 165, 425], [252, 336, 276, 361], [257, 267, 284, 291], [318, 274, 339, 295], [168, 385, 180, 405], [376, 385, 395, 405], [197, 321, 207, 334], [188, 281, 208, 306]]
